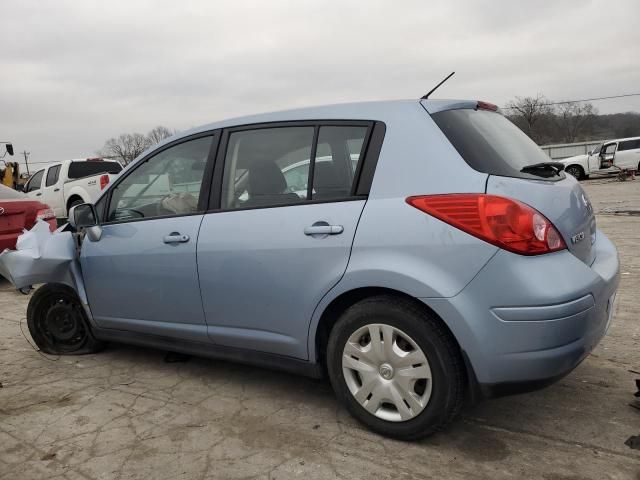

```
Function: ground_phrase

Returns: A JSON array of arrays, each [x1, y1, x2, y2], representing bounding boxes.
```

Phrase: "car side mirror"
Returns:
[[5, 144, 13, 156], [68, 203, 102, 241]]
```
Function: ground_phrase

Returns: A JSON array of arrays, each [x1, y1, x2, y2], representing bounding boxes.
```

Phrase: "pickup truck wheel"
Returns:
[[27, 284, 104, 355], [565, 165, 584, 180], [68, 198, 84, 213]]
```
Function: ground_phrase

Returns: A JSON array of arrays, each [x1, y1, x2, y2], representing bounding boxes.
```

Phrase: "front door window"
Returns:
[[106, 136, 213, 222]]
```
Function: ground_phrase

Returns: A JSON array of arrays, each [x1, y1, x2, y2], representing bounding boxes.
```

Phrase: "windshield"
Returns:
[[431, 109, 559, 180], [590, 144, 602, 155]]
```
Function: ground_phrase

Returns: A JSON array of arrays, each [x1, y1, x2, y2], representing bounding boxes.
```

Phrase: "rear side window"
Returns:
[[431, 109, 556, 180], [618, 139, 640, 151], [45, 165, 61, 187], [221, 124, 370, 210], [67, 161, 122, 179]]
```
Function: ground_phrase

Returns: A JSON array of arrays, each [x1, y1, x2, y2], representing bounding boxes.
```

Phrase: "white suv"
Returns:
[[561, 136, 640, 180]]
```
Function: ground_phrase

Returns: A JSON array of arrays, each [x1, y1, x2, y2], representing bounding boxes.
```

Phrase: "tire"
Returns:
[[27, 284, 104, 355], [565, 165, 584, 180], [326, 295, 464, 440], [67, 198, 84, 217]]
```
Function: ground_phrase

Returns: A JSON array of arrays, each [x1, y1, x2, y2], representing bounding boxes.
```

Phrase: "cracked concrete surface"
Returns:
[[1, 179, 639, 480]]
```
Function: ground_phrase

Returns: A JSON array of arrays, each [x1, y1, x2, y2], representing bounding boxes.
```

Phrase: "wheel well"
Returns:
[[315, 287, 479, 402], [66, 195, 84, 212], [314, 287, 462, 363]]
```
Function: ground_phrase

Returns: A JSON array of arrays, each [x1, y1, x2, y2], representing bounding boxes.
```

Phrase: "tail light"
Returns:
[[477, 100, 498, 111], [100, 174, 110, 189], [406, 194, 566, 255], [36, 208, 55, 221]]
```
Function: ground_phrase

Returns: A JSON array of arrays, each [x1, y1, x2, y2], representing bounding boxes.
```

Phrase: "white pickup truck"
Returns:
[[560, 136, 640, 180], [23, 158, 122, 218]]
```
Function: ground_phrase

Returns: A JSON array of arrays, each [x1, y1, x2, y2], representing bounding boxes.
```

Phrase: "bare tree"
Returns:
[[554, 102, 597, 143], [100, 126, 176, 164], [146, 126, 174, 146], [505, 94, 553, 142], [101, 133, 150, 165]]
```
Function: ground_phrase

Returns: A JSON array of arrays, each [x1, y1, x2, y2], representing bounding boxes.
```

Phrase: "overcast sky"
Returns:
[[2, 0, 639, 169]]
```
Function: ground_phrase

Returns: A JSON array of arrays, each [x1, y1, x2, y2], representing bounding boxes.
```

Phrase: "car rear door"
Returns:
[[80, 133, 219, 342], [615, 139, 640, 170], [197, 122, 378, 359]]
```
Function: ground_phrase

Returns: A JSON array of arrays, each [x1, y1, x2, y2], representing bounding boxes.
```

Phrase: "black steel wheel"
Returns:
[[565, 165, 584, 180], [27, 284, 104, 354]]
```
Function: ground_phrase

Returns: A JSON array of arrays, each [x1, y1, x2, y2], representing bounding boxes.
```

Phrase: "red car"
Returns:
[[0, 184, 56, 251]]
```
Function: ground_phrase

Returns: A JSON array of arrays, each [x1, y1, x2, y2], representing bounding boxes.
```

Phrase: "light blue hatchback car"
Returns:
[[21, 99, 619, 439]]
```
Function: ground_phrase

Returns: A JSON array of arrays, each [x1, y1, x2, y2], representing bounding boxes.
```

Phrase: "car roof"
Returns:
[[151, 98, 479, 148], [605, 136, 640, 143]]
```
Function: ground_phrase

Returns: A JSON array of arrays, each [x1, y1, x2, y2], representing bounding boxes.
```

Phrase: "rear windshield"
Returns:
[[67, 161, 122, 179], [0, 184, 25, 199], [431, 109, 557, 180]]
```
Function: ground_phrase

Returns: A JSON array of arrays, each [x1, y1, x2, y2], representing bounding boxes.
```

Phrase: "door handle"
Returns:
[[36, 192, 42, 196], [304, 224, 344, 236], [163, 233, 190, 244], [54, 188, 60, 192]]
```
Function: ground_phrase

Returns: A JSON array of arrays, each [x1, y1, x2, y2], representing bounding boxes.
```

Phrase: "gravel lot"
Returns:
[[1, 178, 639, 480]]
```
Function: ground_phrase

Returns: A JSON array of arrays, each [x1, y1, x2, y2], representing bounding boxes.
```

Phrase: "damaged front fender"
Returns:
[[0, 220, 90, 307]]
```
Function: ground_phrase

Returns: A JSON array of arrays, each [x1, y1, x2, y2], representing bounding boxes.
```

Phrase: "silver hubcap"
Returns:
[[342, 323, 432, 422]]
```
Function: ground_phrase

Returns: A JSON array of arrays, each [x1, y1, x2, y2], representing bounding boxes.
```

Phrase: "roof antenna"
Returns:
[[421, 71, 455, 100]]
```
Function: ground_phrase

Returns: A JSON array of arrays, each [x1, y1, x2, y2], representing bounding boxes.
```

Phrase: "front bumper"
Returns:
[[424, 229, 619, 395]]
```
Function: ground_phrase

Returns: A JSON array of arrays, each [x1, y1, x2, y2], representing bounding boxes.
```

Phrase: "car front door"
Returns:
[[80, 133, 219, 342], [24, 169, 45, 200], [41, 164, 63, 217], [197, 122, 376, 359]]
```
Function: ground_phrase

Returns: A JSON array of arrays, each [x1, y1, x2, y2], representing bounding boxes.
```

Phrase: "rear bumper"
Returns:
[[424, 229, 619, 395]]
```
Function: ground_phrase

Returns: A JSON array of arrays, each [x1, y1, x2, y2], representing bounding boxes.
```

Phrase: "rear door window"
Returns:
[[431, 109, 560, 180], [220, 124, 370, 210], [618, 140, 639, 151], [68, 161, 122, 179]]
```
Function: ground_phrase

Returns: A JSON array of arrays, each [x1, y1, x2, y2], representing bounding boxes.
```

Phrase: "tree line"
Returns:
[[505, 94, 640, 145]]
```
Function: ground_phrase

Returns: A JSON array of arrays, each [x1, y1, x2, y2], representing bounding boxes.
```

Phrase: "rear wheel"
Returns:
[[326, 295, 464, 440], [67, 198, 84, 217], [27, 284, 104, 354], [565, 165, 584, 180]]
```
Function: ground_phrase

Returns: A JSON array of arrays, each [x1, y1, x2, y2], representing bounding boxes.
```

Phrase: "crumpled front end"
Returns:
[[0, 221, 89, 306]]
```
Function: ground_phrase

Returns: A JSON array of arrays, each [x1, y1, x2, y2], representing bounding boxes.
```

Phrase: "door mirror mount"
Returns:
[[86, 225, 103, 242]]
